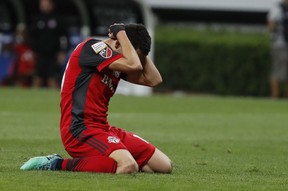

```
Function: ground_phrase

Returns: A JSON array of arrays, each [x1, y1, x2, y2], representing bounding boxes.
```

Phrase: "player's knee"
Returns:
[[143, 158, 173, 173], [117, 159, 139, 174], [122, 161, 139, 174], [157, 153, 173, 173], [124, 160, 139, 173], [162, 160, 173, 173], [110, 149, 139, 174]]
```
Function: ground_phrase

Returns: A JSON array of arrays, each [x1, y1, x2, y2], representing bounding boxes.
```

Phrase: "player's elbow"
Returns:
[[147, 76, 162, 87], [133, 64, 143, 72], [154, 77, 163, 86]]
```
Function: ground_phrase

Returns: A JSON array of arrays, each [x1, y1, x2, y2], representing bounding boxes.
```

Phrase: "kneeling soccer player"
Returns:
[[20, 23, 172, 174]]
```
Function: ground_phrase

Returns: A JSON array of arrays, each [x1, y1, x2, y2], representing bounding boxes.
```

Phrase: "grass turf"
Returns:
[[0, 87, 287, 191]]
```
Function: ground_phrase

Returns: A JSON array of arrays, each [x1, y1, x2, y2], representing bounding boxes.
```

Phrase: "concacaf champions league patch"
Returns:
[[91, 42, 112, 59]]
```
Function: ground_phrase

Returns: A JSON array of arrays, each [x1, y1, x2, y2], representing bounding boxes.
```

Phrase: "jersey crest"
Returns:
[[107, 136, 120, 144], [99, 47, 112, 58]]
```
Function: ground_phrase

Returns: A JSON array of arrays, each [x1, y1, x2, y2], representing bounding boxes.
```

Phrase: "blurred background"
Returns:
[[0, 0, 284, 97]]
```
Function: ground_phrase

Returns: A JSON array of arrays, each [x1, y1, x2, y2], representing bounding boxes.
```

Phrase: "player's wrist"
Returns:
[[115, 30, 126, 39]]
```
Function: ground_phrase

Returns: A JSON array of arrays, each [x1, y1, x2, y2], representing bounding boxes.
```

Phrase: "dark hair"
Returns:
[[125, 24, 151, 56]]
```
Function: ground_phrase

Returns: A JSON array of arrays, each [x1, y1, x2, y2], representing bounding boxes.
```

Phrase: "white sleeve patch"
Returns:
[[91, 42, 107, 54]]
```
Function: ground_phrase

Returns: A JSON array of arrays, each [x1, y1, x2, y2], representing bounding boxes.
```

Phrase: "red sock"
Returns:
[[61, 156, 117, 173]]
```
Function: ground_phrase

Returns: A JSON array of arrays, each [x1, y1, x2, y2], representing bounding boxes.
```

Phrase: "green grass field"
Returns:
[[0, 87, 287, 191]]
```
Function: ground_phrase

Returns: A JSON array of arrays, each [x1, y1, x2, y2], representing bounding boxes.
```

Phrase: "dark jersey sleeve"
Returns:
[[120, 73, 128, 80], [78, 39, 123, 72]]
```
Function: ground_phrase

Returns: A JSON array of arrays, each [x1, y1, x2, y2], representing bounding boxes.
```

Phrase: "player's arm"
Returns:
[[125, 54, 163, 87], [108, 24, 143, 73]]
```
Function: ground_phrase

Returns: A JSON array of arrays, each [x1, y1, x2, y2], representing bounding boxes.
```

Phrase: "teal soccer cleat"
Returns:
[[20, 154, 63, 171]]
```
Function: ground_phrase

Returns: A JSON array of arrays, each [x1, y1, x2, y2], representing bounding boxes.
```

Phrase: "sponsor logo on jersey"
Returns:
[[107, 136, 120, 144], [102, 74, 115, 93], [113, 71, 121, 78]]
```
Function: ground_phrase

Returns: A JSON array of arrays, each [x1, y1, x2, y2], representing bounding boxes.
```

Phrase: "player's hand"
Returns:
[[108, 23, 125, 40]]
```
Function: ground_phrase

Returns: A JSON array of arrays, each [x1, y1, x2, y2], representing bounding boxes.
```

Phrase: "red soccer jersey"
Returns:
[[60, 38, 124, 146]]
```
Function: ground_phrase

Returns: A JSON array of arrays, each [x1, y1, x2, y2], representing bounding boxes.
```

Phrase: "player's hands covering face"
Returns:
[[108, 23, 125, 40]]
